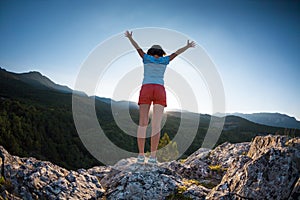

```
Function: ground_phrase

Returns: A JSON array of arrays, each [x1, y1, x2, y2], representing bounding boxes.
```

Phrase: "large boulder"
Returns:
[[208, 142, 250, 168], [207, 135, 300, 200], [247, 135, 288, 159], [168, 142, 250, 188], [0, 146, 105, 199], [99, 157, 209, 200]]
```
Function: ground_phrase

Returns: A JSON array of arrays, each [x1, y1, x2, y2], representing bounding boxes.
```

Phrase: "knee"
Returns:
[[139, 119, 149, 127], [139, 123, 148, 127], [151, 125, 161, 133]]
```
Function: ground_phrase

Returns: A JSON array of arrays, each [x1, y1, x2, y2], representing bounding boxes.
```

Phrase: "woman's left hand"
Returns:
[[125, 30, 133, 38]]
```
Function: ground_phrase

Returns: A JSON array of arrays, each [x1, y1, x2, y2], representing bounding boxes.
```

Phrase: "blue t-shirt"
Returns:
[[142, 54, 170, 85]]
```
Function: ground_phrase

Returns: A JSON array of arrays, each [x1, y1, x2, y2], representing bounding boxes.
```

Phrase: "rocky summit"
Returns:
[[0, 135, 299, 200]]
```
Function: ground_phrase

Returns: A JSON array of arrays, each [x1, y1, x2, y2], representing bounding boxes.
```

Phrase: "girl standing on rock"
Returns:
[[125, 30, 195, 164]]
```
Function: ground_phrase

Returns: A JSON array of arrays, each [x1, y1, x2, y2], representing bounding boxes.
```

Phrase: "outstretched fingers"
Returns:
[[125, 30, 133, 38], [187, 40, 196, 48]]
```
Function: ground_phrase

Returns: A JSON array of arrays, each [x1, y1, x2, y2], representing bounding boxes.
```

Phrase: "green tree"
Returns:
[[157, 133, 179, 162]]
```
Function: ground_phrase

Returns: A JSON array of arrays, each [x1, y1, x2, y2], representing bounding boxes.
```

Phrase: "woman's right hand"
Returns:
[[187, 40, 196, 48]]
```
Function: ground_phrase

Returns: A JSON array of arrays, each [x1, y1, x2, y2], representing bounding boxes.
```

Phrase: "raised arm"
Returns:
[[169, 40, 196, 61], [125, 31, 145, 58]]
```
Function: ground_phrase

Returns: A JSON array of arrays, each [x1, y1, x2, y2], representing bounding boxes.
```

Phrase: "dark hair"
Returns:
[[147, 48, 166, 57]]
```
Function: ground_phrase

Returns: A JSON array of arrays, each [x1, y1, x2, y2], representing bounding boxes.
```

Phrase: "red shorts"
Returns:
[[138, 84, 167, 107]]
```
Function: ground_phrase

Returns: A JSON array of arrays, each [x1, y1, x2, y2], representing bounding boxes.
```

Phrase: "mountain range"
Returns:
[[1, 67, 299, 129], [231, 112, 300, 129], [0, 67, 299, 170]]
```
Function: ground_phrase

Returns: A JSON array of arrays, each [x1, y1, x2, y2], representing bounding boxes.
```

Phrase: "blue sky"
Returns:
[[1, 0, 299, 119]]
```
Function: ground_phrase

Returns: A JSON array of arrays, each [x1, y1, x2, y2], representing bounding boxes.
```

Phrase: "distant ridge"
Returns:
[[19, 71, 73, 93], [91, 96, 139, 110], [0, 67, 72, 93], [231, 112, 300, 129]]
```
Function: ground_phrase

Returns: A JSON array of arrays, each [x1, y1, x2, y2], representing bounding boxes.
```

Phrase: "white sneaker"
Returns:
[[137, 155, 145, 163], [148, 157, 157, 165]]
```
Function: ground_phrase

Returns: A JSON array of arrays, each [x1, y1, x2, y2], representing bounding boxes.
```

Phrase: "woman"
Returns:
[[125, 30, 195, 164]]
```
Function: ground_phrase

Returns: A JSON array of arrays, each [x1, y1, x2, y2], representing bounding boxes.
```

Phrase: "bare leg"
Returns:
[[150, 104, 164, 158], [137, 104, 150, 156]]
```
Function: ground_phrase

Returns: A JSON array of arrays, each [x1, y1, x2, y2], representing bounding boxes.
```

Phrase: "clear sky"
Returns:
[[1, 0, 299, 120]]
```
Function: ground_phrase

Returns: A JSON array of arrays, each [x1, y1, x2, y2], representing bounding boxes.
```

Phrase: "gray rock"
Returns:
[[247, 135, 288, 160], [0, 146, 105, 200], [168, 141, 250, 188], [99, 157, 210, 200], [66, 171, 77, 182], [168, 159, 210, 181], [208, 142, 250, 168], [183, 184, 210, 200], [207, 135, 300, 200], [1, 135, 299, 200], [289, 177, 300, 200], [1, 190, 22, 200]]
